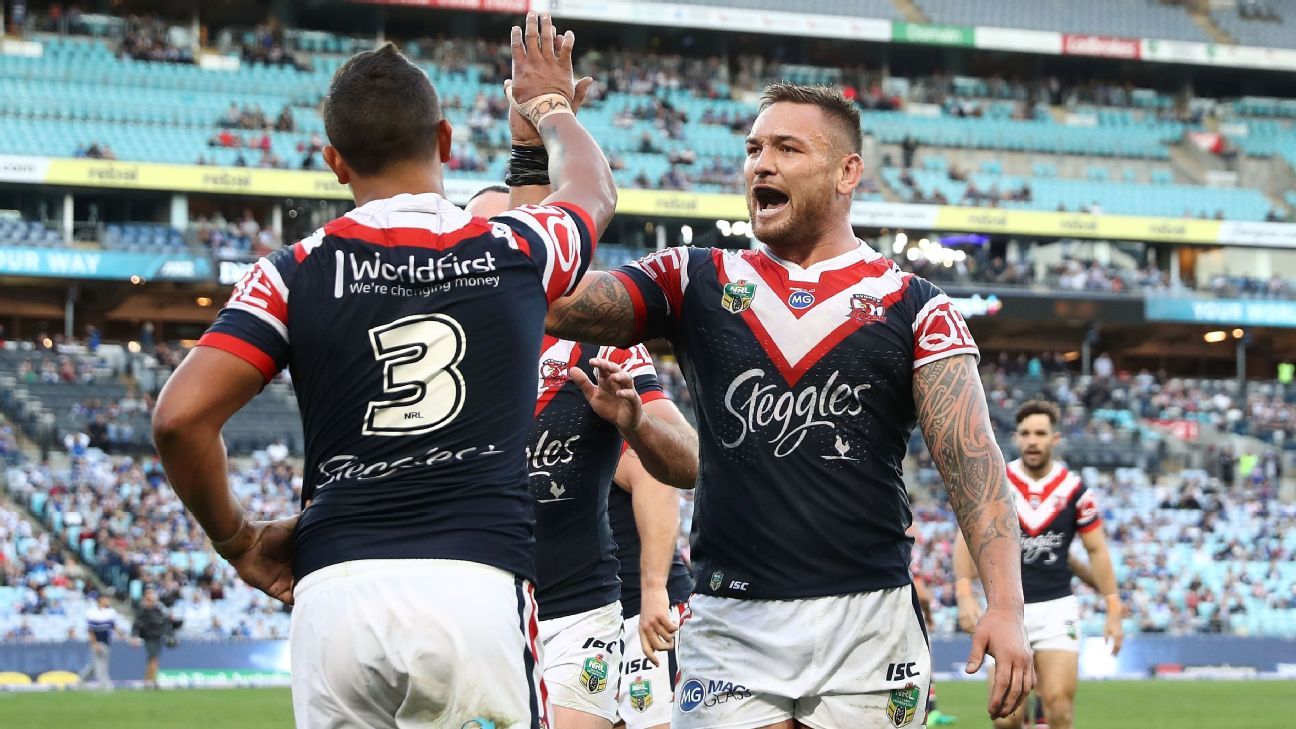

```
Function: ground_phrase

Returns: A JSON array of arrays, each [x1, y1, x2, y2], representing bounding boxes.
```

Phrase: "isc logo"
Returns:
[[886, 662, 921, 681], [787, 290, 815, 310]]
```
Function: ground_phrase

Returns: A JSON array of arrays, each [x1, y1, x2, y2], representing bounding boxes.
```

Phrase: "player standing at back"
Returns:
[[954, 400, 1124, 729], [543, 82, 1034, 728], [153, 14, 615, 728], [467, 185, 698, 729]]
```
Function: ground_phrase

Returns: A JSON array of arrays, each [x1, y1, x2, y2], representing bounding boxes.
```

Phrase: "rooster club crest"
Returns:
[[721, 281, 757, 314], [849, 294, 887, 324], [540, 359, 570, 388]]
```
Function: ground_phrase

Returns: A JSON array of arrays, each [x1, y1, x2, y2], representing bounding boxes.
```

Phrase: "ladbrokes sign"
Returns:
[[1063, 34, 1141, 59]]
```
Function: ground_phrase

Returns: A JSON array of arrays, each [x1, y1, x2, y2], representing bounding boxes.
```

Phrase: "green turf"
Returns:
[[1, 681, 1294, 728], [935, 679, 1296, 728]]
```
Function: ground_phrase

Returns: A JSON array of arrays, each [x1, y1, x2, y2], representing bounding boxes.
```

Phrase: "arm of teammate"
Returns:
[[571, 358, 698, 488], [914, 354, 1033, 719], [1079, 526, 1124, 656], [152, 348, 298, 605], [953, 529, 985, 634], [616, 450, 683, 665], [509, 13, 615, 235], [1068, 552, 1100, 591]]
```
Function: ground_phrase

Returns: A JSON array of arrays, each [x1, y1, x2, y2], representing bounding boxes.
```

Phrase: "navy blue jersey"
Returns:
[[529, 337, 664, 620], [200, 193, 594, 582], [612, 243, 978, 600], [607, 478, 693, 619], [1007, 459, 1102, 603], [86, 606, 118, 645]]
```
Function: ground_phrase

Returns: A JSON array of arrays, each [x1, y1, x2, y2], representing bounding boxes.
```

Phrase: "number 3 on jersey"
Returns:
[[363, 314, 467, 436]]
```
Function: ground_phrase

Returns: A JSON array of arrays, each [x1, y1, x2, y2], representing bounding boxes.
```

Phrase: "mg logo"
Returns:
[[788, 290, 815, 310], [679, 678, 705, 713]]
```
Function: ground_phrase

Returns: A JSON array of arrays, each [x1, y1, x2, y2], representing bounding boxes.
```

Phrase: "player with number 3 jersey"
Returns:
[[154, 17, 616, 729]]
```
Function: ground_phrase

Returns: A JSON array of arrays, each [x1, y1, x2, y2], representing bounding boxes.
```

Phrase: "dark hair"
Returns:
[[1015, 400, 1061, 428], [759, 82, 862, 155], [322, 44, 442, 176], [467, 184, 510, 205]]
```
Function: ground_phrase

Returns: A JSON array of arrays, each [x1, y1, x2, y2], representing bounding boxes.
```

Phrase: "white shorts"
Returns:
[[1025, 595, 1081, 653], [615, 604, 688, 729], [538, 601, 624, 722], [674, 587, 931, 729], [290, 559, 548, 729]]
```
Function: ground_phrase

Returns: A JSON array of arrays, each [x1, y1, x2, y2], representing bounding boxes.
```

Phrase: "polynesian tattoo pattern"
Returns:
[[545, 271, 640, 347], [914, 353, 1022, 579]]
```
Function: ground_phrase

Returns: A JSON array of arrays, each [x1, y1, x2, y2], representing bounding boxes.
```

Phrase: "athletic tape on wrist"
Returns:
[[514, 92, 574, 127]]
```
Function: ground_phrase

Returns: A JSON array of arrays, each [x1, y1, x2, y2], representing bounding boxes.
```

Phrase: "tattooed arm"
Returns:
[[546, 272, 641, 347], [914, 353, 1033, 718]]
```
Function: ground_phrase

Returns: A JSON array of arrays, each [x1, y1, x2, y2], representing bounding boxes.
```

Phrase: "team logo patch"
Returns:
[[721, 281, 756, 314], [678, 678, 705, 713], [708, 571, 724, 592], [849, 294, 887, 324], [886, 683, 921, 727], [540, 359, 569, 388], [629, 677, 653, 712], [580, 654, 609, 693], [787, 289, 815, 310]]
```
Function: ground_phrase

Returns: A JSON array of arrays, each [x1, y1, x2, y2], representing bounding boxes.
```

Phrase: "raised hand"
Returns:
[[569, 357, 643, 433], [509, 13, 577, 128]]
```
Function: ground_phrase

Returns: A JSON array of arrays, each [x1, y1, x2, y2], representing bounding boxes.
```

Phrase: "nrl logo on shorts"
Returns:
[[721, 281, 756, 314], [886, 683, 921, 727], [580, 654, 609, 693], [708, 571, 724, 591], [849, 294, 887, 324], [629, 677, 653, 712], [540, 359, 569, 388]]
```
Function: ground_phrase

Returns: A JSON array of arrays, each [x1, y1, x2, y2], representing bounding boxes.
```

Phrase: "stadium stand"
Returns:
[[913, 0, 1211, 42], [1212, 0, 1295, 48], [632, 0, 905, 19]]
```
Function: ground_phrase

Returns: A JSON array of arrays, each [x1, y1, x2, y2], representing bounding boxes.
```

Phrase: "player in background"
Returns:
[[153, 14, 615, 728], [954, 400, 1124, 729], [542, 82, 1034, 728], [608, 446, 695, 729], [467, 185, 698, 729]]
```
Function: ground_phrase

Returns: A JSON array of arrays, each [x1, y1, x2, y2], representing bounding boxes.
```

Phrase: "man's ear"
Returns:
[[322, 146, 350, 186], [838, 153, 864, 196], [438, 119, 454, 163]]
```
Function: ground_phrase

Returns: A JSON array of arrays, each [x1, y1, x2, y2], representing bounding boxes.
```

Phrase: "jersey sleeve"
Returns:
[[1075, 486, 1102, 533], [197, 247, 297, 382], [490, 202, 596, 303], [608, 247, 694, 341], [909, 278, 980, 369], [601, 344, 667, 405]]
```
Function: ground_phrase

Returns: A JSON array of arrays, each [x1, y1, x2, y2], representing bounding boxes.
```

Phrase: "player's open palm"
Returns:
[[223, 515, 299, 606], [509, 12, 576, 118], [638, 586, 678, 666], [571, 357, 643, 433], [966, 606, 1034, 719]]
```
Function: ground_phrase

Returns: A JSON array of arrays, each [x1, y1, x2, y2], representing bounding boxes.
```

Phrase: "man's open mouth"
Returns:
[[753, 186, 790, 218]]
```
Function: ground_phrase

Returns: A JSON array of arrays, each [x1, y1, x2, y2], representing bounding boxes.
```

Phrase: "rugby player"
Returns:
[[468, 185, 698, 729], [954, 400, 1124, 729], [153, 16, 614, 728], [541, 82, 1034, 728]]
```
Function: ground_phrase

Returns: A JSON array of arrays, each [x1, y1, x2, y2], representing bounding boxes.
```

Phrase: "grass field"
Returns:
[[2, 680, 1294, 728]]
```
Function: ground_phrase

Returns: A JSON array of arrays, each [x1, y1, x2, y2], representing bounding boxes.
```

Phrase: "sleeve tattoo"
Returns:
[[546, 271, 640, 347], [913, 355, 1020, 568]]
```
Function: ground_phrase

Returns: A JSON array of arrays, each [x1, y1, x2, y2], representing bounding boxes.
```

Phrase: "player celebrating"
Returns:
[[954, 400, 1124, 729], [542, 82, 1034, 728], [153, 15, 616, 728], [467, 185, 698, 729]]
